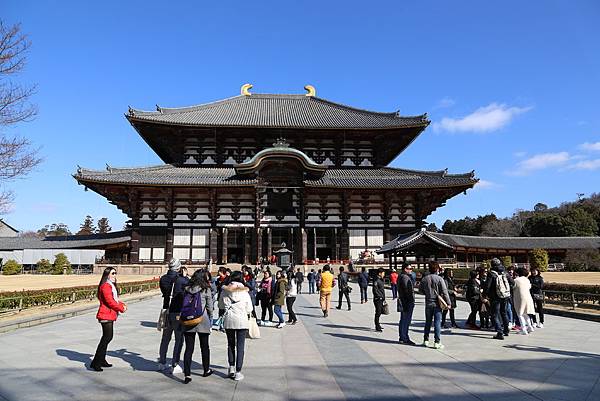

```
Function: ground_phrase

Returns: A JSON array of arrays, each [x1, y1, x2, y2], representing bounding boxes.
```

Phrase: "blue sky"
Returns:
[[3, 1, 600, 233]]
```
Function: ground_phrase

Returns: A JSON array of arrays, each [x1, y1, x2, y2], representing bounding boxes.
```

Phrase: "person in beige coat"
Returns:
[[219, 271, 253, 381], [513, 267, 536, 335]]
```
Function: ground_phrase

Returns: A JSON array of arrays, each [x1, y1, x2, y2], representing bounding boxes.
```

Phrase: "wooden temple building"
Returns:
[[74, 85, 478, 265]]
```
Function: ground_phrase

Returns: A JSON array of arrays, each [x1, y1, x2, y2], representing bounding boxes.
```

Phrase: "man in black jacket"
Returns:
[[484, 258, 510, 340], [397, 263, 415, 345], [372, 268, 386, 332], [158, 258, 190, 372], [295, 268, 304, 294], [336, 266, 351, 311]]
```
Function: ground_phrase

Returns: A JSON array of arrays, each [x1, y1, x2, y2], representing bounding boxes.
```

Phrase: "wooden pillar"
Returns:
[[333, 228, 338, 262], [301, 228, 308, 264], [388, 253, 392, 269], [394, 252, 398, 269], [165, 228, 174, 262], [313, 227, 318, 262], [221, 227, 228, 264], [244, 227, 252, 264], [209, 228, 218, 264], [130, 228, 140, 263], [339, 228, 349, 261], [254, 227, 262, 265], [267, 228, 272, 258]]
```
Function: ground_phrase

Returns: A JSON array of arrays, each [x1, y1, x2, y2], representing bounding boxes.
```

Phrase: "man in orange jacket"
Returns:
[[319, 265, 335, 317]]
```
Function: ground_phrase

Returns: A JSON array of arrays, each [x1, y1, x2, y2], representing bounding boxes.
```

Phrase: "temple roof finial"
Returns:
[[241, 83, 253, 96], [273, 137, 290, 148], [304, 84, 316, 97]]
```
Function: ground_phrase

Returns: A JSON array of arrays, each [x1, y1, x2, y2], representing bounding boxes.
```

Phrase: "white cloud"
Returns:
[[513, 151, 527, 158], [473, 179, 499, 190], [435, 97, 456, 109], [433, 103, 531, 133], [567, 159, 600, 171], [579, 142, 600, 152], [511, 152, 571, 175]]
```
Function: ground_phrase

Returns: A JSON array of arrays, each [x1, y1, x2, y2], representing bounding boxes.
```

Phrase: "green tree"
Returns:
[[96, 217, 111, 233], [2, 259, 21, 275], [534, 203, 548, 212], [426, 222, 439, 232], [77, 215, 95, 235], [564, 249, 600, 272], [36, 258, 52, 274], [501, 256, 512, 268], [523, 213, 569, 237], [37, 223, 71, 237], [564, 207, 598, 236], [529, 248, 549, 272], [52, 253, 72, 274]]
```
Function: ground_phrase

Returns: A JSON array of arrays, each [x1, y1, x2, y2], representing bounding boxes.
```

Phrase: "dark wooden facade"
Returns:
[[75, 87, 477, 264]]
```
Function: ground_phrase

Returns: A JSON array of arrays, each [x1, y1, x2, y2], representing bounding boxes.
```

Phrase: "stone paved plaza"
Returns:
[[1, 283, 599, 401]]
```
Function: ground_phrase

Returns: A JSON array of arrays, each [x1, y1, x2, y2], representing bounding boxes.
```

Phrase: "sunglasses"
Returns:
[[110, 271, 117, 275]]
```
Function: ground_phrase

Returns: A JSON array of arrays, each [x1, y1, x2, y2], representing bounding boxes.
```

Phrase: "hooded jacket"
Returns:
[[220, 282, 253, 330], [274, 278, 288, 305]]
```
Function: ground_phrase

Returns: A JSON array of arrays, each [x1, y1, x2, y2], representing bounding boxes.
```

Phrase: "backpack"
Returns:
[[492, 271, 511, 299], [180, 290, 205, 326]]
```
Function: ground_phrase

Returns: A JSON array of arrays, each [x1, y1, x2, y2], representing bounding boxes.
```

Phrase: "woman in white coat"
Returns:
[[513, 267, 536, 335], [219, 270, 253, 381]]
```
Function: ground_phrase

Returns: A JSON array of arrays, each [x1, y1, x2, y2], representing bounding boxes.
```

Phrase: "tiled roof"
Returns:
[[74, 165, 477, 189], [377, 229, 600, 254], [127, 94, 429, 129], [0, 231, 131, 251]]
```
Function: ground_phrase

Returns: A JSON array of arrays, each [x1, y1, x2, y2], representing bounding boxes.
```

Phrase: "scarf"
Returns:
[[106, 280, 120, 303]]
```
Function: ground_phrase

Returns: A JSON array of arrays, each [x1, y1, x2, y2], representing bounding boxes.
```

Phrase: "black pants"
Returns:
[[93, 321, 113, 365], [442, 308, 456, 326], [225, 329, 247, 372], [467, 299, 480, 326], [183, 332, 210, 376], [297, 283, 302, 294], [286, 297, 297, 323], [338, 289, 351, 309], [260, 297, 273, 321], [530, 299, 545, 324], [374, 299, 384, 330]]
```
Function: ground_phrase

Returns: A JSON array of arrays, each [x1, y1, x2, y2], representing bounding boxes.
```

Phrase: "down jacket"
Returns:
[[96, 281, 125, 321], [220, 282, 253, 330], [513, 276, 536, 316]]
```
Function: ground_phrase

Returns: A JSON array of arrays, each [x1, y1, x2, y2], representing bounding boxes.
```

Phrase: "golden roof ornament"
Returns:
[[241, 83, 253, 96], [304, 84, 316, 97]]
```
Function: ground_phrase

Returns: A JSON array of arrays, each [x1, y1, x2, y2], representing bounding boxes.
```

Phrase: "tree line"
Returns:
[[19, 216, 114, 238], [438, 193, 600, 237]]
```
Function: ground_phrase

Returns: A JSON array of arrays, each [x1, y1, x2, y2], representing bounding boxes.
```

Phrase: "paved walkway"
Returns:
[[1, 283, 599, 401]]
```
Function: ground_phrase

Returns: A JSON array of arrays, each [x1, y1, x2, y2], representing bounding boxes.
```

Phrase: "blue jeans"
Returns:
[[308, 281, 315, 294], [492, 299, 509, 334], [360, 286, 368, 302], [274, 304, 284, 323], [506, 298, 514, 324], [424, 304, 442, 343], [391, 284, 398, 299], [399, 302, 414, 342], [158, 313, 185, 365]]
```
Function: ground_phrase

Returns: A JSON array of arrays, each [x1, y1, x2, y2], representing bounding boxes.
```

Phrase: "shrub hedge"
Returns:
[[0, 278, 159, 312]]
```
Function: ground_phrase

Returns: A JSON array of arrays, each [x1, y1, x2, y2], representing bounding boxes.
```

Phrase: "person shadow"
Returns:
[[56, 349, 96, 371], [106, 348, 159, 372], [140, 321, 158, 328]]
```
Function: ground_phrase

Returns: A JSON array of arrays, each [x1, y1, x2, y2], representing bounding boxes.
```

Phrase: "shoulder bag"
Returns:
[[434, 289, 450, 311], [157, 279, 175, 332], [382, 300, 390, 315]]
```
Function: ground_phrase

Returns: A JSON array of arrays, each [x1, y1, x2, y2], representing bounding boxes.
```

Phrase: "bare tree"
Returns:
[[0, 20, 41, 213]]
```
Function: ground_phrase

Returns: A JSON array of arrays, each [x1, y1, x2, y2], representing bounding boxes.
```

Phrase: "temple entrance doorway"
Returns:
[[226, 228, 245, 263]]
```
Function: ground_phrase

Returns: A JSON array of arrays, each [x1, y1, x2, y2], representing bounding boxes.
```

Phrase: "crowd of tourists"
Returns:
[[90, 256, 545, 382]]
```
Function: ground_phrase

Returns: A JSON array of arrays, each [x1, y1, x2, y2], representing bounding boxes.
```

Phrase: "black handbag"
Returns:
[[382, 301, 390, 315]]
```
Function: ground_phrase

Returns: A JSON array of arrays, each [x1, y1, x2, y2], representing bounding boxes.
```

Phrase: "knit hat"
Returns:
[[168, 258, 181, 271], [491, 258, 502, 269]]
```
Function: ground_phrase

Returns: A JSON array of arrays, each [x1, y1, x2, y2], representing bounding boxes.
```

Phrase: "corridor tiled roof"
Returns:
[[377, 228, 600, 254], [126, 94, 429, 129], [0, 231, 131, 251], [74, 165, 477, 189]]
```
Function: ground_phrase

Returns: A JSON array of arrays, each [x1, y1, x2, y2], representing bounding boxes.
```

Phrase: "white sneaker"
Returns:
[[228, 366, 235, 378], [171, 364, 183, 374], [422, 340, 430, 347], [234, 372, 244, 381], [527, 326, 535, 333], [276, 322, 286, 329], [157, 363, 168, 372], [520, 329, 528, 335], [537, 323, 544, 329], [257, 320, 263, 326]]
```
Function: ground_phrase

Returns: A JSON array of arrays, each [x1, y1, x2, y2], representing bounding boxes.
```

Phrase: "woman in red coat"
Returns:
[[91, 267, 127, 371]]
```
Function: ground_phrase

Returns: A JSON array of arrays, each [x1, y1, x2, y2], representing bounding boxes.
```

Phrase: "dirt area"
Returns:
[[543, 272, 600, 285], [0, 275, 159, 292]]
